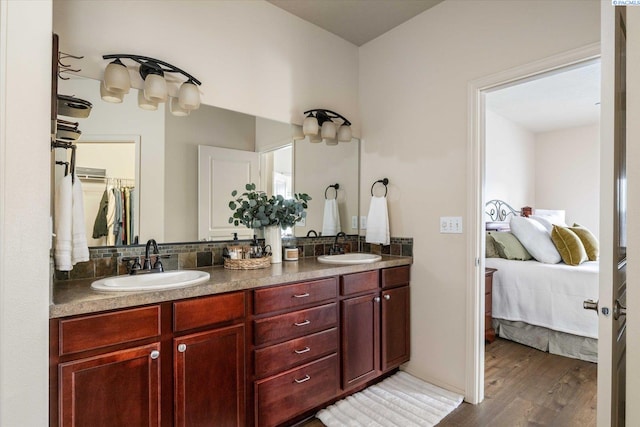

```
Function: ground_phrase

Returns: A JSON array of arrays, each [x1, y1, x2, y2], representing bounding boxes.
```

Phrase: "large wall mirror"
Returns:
[[56, 76, 360, 246]]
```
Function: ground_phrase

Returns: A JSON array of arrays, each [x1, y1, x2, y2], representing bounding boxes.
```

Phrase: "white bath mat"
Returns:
[[316, 371, 463, 427]]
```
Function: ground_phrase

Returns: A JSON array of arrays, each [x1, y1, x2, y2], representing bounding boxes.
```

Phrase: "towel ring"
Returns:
[[371, 178, 389, 197], [325, 183, 339, 199]]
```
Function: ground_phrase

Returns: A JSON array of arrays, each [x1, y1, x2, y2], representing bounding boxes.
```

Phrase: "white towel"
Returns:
[[366, 196, 390, 245], [54, 175, 73, 271], [71, 178, 89, 264], [322, 198, 341, 236]]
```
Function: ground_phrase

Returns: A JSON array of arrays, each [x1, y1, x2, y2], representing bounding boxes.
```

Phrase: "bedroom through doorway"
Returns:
[[480, 57, 601, 410]]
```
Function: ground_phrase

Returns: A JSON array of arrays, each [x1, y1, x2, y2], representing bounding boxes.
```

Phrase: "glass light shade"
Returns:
[[324, 138, 338, 146], [321, 121, 337, 140], [303, 116, 319, 136], [138, 89, 158, 111], [170, 97, 190, 116], [292, 125, 305, 141], [100, 82, 124, 103], [103, 60, 131, 94], [143, 73, 168, 103], [337, 124, 352, 142], [309, 133, 322, 143], [178, 81, 201, 110]]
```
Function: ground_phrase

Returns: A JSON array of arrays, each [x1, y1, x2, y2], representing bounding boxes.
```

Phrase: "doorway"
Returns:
[[466, 43, 601, 405]]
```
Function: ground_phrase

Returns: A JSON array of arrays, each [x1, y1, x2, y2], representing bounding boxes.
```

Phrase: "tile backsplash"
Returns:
[[53, 235, 413, 281]]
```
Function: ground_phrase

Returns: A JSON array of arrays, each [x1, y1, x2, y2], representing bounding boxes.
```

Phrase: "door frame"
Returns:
[[465, 42, 601, 404]]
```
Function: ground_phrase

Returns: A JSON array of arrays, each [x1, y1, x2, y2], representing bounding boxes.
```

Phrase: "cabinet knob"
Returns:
[[374, 297, 381, 303], [294, 374, 311, 384], [150, 350, 160, 360], [384, 294, 391, 301], [177, 343, 187, 353]]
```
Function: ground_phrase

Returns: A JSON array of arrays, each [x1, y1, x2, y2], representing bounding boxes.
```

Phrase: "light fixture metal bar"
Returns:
[[303, 108, 351, 126], [103, 54, 201, 86]]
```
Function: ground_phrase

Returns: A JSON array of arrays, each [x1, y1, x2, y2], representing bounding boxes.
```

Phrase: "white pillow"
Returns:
[[530, 209, 566, 228], [510, 216, 561, 264]]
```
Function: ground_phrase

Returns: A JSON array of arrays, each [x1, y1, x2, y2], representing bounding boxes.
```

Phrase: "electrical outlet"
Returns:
[[360, 216, 367, 230], [440, 216, 463, 234], [351, 216, 358, 229]]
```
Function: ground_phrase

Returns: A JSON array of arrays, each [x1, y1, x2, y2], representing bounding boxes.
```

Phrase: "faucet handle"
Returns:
[[122, 256, 142, 274]]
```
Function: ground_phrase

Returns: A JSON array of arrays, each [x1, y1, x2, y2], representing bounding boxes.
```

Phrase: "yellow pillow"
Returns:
[[551, 225, 588, 266], [570, 223, 599, 261]]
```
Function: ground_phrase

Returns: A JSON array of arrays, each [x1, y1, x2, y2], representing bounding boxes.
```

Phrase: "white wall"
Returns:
[[359, 0, 599, 394], [535, 124, 600, 235], [485, 109, 536, 210], [52, 0, 360, 133], [164, 104, 255, 242], [0, 1, 52, 425]]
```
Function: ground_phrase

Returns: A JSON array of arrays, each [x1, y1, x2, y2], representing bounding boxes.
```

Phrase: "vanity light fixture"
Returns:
[[101, 54, 202, 116], [302, 109, 352, 145]]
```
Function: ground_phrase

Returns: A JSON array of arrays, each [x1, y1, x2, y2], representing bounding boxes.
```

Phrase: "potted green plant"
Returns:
[[228, 183, 311, 263]]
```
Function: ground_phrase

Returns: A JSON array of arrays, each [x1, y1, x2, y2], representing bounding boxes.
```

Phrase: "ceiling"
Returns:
[[485, 61, 601, 134], [267, 0, 443, 46]]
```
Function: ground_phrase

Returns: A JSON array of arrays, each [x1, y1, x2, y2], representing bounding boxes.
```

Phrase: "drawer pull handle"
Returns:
[[294, 375, 311, 384], [294, 320, 311, 327], [384, 294, 391, 301], [294, 346, 311, 354], [293, 293, 310, 298]]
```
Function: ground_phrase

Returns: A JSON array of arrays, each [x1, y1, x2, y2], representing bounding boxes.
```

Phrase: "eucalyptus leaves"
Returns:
[[228, 183, 311, 229]]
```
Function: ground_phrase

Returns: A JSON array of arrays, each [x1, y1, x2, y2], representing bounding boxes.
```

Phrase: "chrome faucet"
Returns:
[[330, 232, 346, 255]]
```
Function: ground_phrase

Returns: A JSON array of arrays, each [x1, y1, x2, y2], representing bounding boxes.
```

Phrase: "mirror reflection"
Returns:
[[57, 76, 360, 246]]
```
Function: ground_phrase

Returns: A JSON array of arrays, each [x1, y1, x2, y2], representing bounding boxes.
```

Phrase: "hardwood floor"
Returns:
[[298, 338, 597, 427], [438, 338, 596, 426]]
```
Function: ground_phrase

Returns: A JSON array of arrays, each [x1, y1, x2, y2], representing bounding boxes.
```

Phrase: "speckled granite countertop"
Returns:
[[50, 255, 412, 319]]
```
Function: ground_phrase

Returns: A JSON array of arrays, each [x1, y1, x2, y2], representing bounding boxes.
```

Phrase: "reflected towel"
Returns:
[[54, 175, 73, 271], [365, 196, 390, 245], [322, 198, 341, 236], [71, 178, 90, 264]]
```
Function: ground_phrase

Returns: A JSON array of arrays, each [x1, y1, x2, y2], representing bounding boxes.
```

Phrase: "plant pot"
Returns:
[[264, 225, 282, 263]]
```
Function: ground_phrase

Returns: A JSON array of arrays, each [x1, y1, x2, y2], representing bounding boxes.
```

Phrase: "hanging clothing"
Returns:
[[129, 188, 136, 243], [113, 187, 123, 246], [106, 186, 116, 246], [92, 189, 109, 239]]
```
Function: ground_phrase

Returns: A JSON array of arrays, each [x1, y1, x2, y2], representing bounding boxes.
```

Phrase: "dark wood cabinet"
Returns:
[[341, 292, 380, 389], [52, 265, 411, 427], [174, 324, 245, 427], [485, 268, 497, 343], [381, 285, 410, 371], [59, 343, 161, 427]]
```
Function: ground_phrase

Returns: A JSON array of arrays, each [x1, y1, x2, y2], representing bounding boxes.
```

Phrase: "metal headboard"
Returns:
[[485, 199, 521, 222]]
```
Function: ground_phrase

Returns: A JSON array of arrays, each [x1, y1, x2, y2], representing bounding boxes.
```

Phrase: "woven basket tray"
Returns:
[[224, 256, 271, 270]]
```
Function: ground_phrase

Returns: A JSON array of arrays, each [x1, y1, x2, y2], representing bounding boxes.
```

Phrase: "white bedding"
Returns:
[[485, 258, 599, 339]]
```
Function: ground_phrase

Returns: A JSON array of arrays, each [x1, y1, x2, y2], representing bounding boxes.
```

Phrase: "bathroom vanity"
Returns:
[[49, 257, 411, 427]]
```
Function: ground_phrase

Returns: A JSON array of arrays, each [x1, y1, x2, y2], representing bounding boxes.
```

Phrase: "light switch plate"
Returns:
[[297, 217, 305, 227], [360, 216, 367, 230], [352, 216, 358, 229], [440, 216, 463, 234]]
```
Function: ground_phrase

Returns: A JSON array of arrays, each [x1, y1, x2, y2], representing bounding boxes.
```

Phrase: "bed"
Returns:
[[484, 200, 599, 363]]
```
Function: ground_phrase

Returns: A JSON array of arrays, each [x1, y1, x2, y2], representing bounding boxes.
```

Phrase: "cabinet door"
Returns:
[[174, 324, 245, 427], [59, 343, 161, 427], [341, 293, 380, 389], [381, 285, 410, 371]]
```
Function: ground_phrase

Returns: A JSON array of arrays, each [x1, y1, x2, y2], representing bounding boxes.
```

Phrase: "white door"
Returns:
[[198, 146, 259, 241], [595, 5, 627, 426]]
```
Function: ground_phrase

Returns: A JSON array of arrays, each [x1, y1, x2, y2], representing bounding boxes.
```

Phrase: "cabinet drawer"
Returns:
[[59, 306, 160, 356], [255, 354, 338, 427], [254, 278, 337, 315], [173, 291, 245, 332], [340, 270, 379, 296], [254, 303, 337, 346], [381, 265, 410, 289], [254, 328, 338, 379]]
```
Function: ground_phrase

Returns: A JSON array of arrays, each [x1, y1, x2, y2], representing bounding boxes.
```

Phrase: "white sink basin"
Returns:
[[91, 270, 210, 292], [317, 253, 382, 265]]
